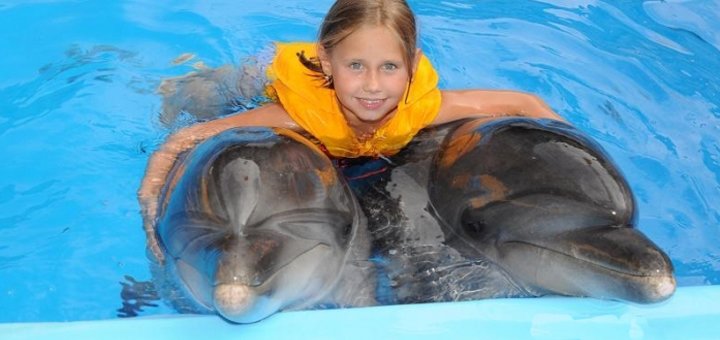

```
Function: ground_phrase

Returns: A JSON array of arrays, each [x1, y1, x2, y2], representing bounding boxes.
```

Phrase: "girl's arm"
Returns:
[[138, 103, 298, 260], [432, 89, 563, 125]]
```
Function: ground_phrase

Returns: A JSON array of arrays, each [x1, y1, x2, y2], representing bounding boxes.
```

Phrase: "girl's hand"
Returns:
[[137, 123, 222, 263]]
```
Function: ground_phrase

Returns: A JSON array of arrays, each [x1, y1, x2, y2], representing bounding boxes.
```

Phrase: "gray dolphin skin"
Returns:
[[427, 118, 676, 303], [152, 127, 375, 323]]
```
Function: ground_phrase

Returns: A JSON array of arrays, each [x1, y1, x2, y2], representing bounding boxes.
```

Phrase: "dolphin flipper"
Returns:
[[154, 127, 375, 323], [428, 118, 675, 303]]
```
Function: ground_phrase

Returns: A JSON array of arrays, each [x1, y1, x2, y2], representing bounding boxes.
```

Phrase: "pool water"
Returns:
[[1, 0, 719, 323]]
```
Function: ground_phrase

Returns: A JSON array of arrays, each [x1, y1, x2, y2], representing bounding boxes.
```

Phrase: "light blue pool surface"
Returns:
[[1, 0, 719, 338]]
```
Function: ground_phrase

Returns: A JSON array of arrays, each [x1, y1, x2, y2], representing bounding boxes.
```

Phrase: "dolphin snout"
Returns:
[[214, 283, 255, 320], [213, 283, 279, 323], [653, 274, 676, 300], [634, 269, 676, 303]]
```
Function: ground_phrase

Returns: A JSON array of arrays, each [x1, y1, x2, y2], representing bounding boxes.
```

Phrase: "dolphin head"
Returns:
[[430, 118, 676, 303], [157, 128, 361, 323]]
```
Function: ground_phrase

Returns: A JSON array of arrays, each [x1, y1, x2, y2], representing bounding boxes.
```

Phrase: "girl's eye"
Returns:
[[382, 63, 399, 71], [349, 62, 363, 70]]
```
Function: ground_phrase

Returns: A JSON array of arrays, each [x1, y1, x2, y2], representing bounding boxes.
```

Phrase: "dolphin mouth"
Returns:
[[498, 226, 676, 302], [210, 208, 352, 323], [212, 243, 333, 323], [501, 238, 671, 279]]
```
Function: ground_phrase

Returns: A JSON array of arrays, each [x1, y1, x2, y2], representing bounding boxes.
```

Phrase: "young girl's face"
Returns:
[[321, 24, 414, 131]]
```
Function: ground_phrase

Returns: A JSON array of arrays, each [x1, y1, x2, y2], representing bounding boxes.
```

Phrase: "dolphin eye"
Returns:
[[464, 220, 487, 237], [461, 207, 488, 238], [343, 221, 352, 239]]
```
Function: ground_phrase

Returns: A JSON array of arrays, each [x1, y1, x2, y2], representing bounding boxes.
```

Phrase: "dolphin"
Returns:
[[341, 117, 675, 304], [427, 117, 676, 302], [151, 127, 375, 323]]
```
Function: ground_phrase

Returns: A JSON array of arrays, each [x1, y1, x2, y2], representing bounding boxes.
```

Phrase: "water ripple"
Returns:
[[644, 0, 720, 52]]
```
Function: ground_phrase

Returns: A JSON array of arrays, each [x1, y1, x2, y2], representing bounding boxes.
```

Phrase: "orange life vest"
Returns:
[[267, 42, 442, 158]]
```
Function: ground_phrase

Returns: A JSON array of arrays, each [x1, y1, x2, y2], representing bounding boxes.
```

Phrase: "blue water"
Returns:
[[0, 0, 718, 323]]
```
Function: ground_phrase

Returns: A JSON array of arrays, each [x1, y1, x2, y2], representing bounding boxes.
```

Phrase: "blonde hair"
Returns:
[[298, 0, 418, 88]]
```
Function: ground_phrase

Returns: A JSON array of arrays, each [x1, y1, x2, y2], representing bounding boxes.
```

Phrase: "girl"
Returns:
[[139, 0, 562, 259]]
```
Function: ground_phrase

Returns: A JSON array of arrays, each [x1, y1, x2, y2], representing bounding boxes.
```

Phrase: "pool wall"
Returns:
[[3, 286, 719, 339]]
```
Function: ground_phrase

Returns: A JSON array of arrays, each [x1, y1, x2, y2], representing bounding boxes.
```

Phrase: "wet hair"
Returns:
[[297, 0, 418, 89]]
